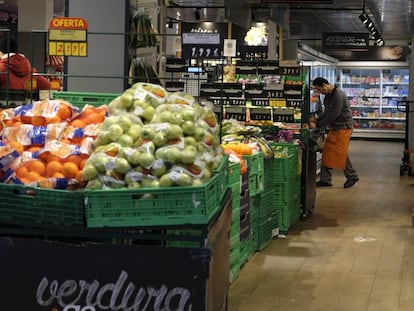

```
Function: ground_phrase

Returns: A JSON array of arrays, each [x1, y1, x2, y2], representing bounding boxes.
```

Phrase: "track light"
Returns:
[[359, 10, 384, 46], [167, 19, 173, 29], [194, 8, 200, 21]]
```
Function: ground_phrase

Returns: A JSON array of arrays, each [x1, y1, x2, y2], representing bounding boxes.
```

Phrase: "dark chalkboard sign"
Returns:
[[0, 237, 210, 311]]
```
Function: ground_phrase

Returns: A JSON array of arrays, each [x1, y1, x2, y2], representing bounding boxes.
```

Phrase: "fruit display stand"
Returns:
[[0, 189, 232, 311]]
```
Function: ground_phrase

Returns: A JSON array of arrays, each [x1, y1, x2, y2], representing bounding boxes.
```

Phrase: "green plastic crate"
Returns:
[[242, 152, 264, 175], [269, 142, 300, 182], [229, 262, 241, 283], [85, 160, 228, 228], [165, 228, 205, 248], [256, 216, 274, 251], [228, 162, 241, 193], [52, 91, 120, 108], [0, 183, 85, 226], [230, 242, 241, 264]]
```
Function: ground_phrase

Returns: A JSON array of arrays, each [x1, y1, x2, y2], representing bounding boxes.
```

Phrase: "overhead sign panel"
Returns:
[[323, 32, 369, 51]]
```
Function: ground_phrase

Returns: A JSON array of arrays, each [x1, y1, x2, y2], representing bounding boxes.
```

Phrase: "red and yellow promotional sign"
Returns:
[[48, 17, 88, 57]]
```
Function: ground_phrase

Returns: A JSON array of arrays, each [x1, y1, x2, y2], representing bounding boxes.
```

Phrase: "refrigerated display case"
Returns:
[[337, 66, 409, 139]]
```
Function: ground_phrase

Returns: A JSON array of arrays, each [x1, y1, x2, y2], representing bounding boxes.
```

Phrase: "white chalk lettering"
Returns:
[[36, 270, 192, 311]]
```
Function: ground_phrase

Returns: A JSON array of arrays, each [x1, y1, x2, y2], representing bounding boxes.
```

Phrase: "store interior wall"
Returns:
[[65, 0, 128, 93]]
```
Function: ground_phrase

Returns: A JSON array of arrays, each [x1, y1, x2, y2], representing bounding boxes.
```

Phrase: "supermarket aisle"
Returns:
[[228, 140, 414, 311]]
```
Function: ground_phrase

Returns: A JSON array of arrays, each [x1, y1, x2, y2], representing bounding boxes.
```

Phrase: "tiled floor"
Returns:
[[228, 139, 414, 311]]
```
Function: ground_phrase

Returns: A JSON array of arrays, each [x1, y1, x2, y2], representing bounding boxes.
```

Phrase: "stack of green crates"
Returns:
[[228, 162, 241, 283], [52, 91, 119, 108], [268, 142, 302, 234], [242, 153, 265, 196]]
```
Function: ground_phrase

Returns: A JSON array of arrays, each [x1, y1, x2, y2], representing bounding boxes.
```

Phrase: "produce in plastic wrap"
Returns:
[[83, 83, 224, 189]]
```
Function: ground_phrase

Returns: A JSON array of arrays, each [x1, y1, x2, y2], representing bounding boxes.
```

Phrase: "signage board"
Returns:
[[0, 238, 209, 310], [322, 32, 369, 51], [48, 17, 88, 56]]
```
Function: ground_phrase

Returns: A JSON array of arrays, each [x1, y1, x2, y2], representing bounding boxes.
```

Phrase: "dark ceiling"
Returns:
[[1, 0, 412, 44], [167, 0, 414, 44]]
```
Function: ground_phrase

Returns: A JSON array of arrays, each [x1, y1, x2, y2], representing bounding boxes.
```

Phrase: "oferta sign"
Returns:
[[48, 17, 88, 56], [322, 32, 369, 51]]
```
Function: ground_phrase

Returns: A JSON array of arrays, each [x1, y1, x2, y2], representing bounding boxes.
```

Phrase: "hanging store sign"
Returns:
[[48, 17, 88, 56], [322, 32, 369, 51]]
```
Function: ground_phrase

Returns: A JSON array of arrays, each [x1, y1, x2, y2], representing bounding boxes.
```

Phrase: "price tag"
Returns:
[[250, 108, 272, 121], [287, 99, 303, 108], [251, 98, 269, 106]]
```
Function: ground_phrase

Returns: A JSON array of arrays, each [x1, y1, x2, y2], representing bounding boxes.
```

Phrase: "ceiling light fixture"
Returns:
[[359, 7, 384, 46]]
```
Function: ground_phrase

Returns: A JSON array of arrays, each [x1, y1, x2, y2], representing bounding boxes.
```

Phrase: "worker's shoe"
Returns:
[[316, 180, 332, 187], [344, 178, 359, 188]]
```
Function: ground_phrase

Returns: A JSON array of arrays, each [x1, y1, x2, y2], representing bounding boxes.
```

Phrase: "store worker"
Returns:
[[0, 37, 51, 91], [309, 77, 359, 188]]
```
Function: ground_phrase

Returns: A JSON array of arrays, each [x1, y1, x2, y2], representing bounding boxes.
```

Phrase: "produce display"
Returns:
[[0, 83, 223, 191], [83, 83, 223, 189]]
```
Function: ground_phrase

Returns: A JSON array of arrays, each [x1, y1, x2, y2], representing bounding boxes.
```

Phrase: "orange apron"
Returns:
[[321, 128, 352, 169]]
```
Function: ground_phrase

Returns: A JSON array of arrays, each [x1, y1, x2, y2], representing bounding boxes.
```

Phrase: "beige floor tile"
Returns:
[[228, 140, 414, 311]]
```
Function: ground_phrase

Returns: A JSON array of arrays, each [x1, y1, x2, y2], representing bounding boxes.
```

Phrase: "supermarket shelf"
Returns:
[[352, 128, 404, 140], [353, 116, 405, 120]]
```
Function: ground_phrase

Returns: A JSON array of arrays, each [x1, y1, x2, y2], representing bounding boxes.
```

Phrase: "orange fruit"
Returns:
[[48, 116, 62, 124], [19, 177, 31, 184], [39, 178, 54, 189], [64, 155, 83, 168], [57, 103, 72, 120], [71, 119, 86, 128], [46, 154, 61, 163], [79, 158, 87, 170], [52, 172, 65, 179], [15, 165, 29, 179], [83, 112, 101, 125], [27, 171, 41, 182], [61, 161, 79, 179], [9, 141, 24, 154], [28, 160, 46, 176], [31, 116, 46, 126], [75, 170, 83, 182], [46, 160, 63, 177]]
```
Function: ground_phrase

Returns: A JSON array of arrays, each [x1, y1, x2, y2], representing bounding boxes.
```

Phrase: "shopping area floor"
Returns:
[[228, 139, 414, 311]]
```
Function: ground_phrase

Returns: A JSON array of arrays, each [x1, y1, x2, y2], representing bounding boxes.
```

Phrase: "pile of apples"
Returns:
[[82, 82, 224, 189]]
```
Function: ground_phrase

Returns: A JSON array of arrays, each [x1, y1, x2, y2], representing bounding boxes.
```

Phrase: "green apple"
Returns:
[[140, 125, 155, 140], [127, 124, 142, 140], [159, 110, 173, 122], [182, 108, 196, 121], [166, 147, 181, 164], [82, 164, 98, 181], [118, 134, 134, 147], [86, 179, 103, 189], [182, 120, 196, 136], [127, 181, 141, 189], [166, 124, 183, 140], [151, 160, 167, 177], [138, 152, 155, 168], [91, 153, 110, 173], [153, 132, 168, 147], [125, 148, 141, 166], [159, 173, 174, 187], [184, 136, 197, 146], [141, 105, 155, 121], [118, 115, 133, 132], [170, 112, 183, 125], [192, 178, 204, 186], [108, 124, 124, 141], [194, 127, 206, 141], [115, 157, 131, 174], [176, 173, 193, 186], [119, 92, 134, 110], [181, 149, 196, 164]]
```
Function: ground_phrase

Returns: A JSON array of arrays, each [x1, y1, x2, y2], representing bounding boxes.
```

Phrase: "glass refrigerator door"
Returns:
[[339, 67, 408, 139]]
